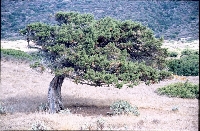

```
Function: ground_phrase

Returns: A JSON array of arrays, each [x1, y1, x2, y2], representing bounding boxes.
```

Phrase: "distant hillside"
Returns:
[[1, 0, 199, 40]]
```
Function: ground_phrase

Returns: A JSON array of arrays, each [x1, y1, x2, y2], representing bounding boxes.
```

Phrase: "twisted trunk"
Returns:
[[48, 75, 65, 113]]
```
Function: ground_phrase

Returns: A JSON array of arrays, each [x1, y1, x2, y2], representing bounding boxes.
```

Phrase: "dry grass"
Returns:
[[1, 58, 199, 130], [0, 40, 199, 130], [1, 40, 40, 53]]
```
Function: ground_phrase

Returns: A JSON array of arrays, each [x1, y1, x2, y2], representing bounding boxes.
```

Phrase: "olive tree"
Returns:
[[20, 12, 171, 113]]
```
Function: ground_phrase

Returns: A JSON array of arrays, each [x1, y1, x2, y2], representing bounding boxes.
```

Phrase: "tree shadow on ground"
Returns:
[[1, 94, 112, 117]]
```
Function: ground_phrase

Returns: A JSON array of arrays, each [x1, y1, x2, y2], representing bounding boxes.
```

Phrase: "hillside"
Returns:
[[1, 0, 199, 40]]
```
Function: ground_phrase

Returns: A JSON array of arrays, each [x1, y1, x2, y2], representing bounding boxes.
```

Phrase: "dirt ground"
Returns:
[[0, 40, 199, 130]]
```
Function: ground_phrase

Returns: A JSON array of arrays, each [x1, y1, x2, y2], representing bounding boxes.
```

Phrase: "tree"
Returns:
[[20, 11, 171, 113]]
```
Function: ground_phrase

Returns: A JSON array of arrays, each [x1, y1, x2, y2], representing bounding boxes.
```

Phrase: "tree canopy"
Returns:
[[20, 11, 171, 88]]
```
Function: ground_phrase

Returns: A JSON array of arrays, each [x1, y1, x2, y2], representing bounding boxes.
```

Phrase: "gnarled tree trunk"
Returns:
[[48, 75, 65, 113]]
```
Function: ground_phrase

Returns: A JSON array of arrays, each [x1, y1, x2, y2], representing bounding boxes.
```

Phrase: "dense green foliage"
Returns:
[[156, 81, 199, 99], [20, 12, 172, 88], [167, 49, 199, 76], [110, 100, 139, 116], [1, 0, 199, 40]]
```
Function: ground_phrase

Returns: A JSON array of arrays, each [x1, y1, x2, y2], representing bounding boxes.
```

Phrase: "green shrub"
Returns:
[[158, 70, 173, 81], [30, 61, 45, 73], [110, 100, 139, 116], [30, 61, 42, 68], [169, 51, 178, 57], [181, 49, 194, 55], [181, 49, 198, 56], [1, 48, 40, 61], [115, 83, 123, 89], [127, 84, 134, 88], [1, 48, 32, 59], [167, 54, 199, 76], [156, 80, 199, 99]]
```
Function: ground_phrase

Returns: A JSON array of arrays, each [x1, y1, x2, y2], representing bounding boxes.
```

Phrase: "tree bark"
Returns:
[[48, 75, 65, 113]]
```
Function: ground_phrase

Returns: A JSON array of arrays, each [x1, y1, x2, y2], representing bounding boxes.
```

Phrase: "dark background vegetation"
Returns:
[[1, 0, 199, 40]]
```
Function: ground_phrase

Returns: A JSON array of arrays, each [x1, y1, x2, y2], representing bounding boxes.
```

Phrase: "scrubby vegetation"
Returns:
[[1, 48, 42, 62], [168, 51, 178, 58], [110, 100, 139, 116], [30, 61, 46, 73], [1, 0, 199, 40], [156, 80, 199, 99], [80, 117, 106, 130], [181, 49, 199, 56], [31, 120, 49, 130], [1, 48, 47, 73], [0, 104, 6, 115], [167, 49, 199, 76], [1, 49, 35, 60]]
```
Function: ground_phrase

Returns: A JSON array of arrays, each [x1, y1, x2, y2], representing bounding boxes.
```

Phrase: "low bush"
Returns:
[[156, 80, 199, 99], [1, 48, 40, 61], [115, 83, 123, 89], [168, 51, 178, 57], [1, 48, 32, 60], [181, 49, 199, 56], [30, 61, 45, 73], [110, 100, 139, 116], [167, 53, 199, 76]]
